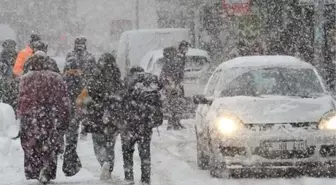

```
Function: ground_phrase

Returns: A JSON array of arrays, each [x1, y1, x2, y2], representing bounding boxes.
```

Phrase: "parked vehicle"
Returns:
[[116, 28, 189, 78], [140, 48, 211, 96]]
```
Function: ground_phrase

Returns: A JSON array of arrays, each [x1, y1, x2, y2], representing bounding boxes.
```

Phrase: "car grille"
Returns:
[[320, 145, 336, 157], [245, 122, 318, 131], [253, 146, 316, 159]]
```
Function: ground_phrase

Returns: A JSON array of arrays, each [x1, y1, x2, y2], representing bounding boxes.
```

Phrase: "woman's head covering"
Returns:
[[163, 47, 177, 58], [2, 39, 16, 50], [98, 53, 121, 78], [29, 53, 47, 71], [31, 40, 48, 53]]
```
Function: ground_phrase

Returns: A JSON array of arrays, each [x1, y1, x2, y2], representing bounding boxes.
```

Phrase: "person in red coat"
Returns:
[[17, 54, 70, 184]]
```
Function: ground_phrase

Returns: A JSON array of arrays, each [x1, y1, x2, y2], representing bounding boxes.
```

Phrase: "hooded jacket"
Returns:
[[13, 45, 33, 76], [82, 53, 124, 133]]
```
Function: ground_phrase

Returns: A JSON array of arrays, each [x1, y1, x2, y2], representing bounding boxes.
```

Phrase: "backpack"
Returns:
[[126, 72, 163, 129]]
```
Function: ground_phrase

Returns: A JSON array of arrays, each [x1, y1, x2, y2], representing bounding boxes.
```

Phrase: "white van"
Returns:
[[116, 28, 189, 78]]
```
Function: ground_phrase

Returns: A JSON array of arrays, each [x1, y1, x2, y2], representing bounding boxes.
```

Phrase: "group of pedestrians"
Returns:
[[0, 33, 190, 185]]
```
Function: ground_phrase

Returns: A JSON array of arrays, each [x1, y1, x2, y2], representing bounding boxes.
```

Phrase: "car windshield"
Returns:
[[219, 67, 324, 98]]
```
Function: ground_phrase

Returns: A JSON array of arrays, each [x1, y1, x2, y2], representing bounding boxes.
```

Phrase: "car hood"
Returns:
[[209, 95, 335, 124]]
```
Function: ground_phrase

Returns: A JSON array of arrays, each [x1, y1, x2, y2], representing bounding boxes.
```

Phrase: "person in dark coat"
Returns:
[[160, 47, 185, 130], [61, 36, 96, 176], [121, 66, 163, 185], [1, 39, 17, 76], [17, 54, 70, 184], [0, 39, 18, 110], [83, 53, 124, 180], [65, 36, 96, 78]]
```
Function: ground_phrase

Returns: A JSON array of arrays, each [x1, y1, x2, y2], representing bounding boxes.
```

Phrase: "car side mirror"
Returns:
[[193, 95, 213, 105]]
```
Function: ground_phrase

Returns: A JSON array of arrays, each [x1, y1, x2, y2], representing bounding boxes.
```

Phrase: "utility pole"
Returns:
[[136, 0, 140, 29], [313, 0, 325, 74]]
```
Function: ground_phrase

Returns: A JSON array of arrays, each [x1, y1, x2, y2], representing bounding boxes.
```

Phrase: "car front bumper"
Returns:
[[210, 129, 336, 169]]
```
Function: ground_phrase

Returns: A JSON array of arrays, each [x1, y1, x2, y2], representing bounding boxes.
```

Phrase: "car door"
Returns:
[[195, 69, 221, 136]]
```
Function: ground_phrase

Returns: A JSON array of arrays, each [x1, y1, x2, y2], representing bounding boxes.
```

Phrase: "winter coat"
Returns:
[[17, 70, 70, 126], [65, 50, 96, 80], [159, 55, 185, 99], [84, 53, 124, 133], [23, 55, 60, 75], [0, 47, 17, 76], [18, 70, 70, 180], [64, 50, 96, 107], [0, 47, 18, 109], [123, 72, 163, 133], [160, 55, 185, 86], [0, 75, 18, 110], [325, 63, 336, 93], [13, 45, 33, 76]]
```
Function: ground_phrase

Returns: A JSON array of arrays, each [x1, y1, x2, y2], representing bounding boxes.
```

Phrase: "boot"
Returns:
[[38, 168, 50, 185], [100, 162, 112, 180], [167, 124, 173, 130], [123, 180, 135, 185], [173, 120, 185, 130], [177, 121, 185, 129], [139, 180, 150, 185]]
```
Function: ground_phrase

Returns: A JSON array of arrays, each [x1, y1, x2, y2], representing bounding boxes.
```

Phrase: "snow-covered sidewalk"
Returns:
[[1, 120, 336, 185]]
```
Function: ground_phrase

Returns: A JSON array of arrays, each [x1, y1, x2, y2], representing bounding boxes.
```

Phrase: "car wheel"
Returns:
[[327, 161, 336, 178], [196, 132, 209, 170], [209, 154, 230, 178], [208, 140, 230, 178]]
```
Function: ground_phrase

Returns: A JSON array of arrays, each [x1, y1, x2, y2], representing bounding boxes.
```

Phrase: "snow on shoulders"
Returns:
[[34, 51, 47, 57], [217, 55, 314, 70]]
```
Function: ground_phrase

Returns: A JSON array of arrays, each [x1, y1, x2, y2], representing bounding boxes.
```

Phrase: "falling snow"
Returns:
[[0, 0, 336, 185]]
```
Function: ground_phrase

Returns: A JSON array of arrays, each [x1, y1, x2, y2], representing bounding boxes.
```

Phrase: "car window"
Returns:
[[146, 56, 154, 71], [218, 67, 324, 97], [185, 56, 209, 72], [152, 58, 166, 73], [205, 70, 221, 97]]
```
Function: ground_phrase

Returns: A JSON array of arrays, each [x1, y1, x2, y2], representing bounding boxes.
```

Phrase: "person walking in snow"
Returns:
[[13, 34, 41, 77], [0, 39, 18, 110], [160, 46, 185, 130], [1, 39, 17, 76], [121, 66, 163, 185], [61, 36, 96, 176], [23, 40, 60, 75], [82, 53, 124, 180], [17, 54, 70, 184]]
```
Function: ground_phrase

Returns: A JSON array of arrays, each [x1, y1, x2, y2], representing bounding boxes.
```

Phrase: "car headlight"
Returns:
[[215, 114, 243, 135], [319, 111, 336, 130]]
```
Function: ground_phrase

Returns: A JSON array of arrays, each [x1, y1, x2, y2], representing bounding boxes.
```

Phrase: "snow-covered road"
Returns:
[[1, 120, 335, 185]]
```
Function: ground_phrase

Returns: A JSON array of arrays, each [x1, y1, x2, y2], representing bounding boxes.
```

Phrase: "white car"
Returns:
[[140, 48, 211, 96], [194, 56, 336, 178]]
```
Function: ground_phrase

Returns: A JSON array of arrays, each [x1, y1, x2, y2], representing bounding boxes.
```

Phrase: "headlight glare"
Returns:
[[319, 111, 336, 130], [215, 114, 243, 134]]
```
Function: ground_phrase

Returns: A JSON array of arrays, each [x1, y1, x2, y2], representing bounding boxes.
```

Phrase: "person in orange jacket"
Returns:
[[13, 34, 41, 77]]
